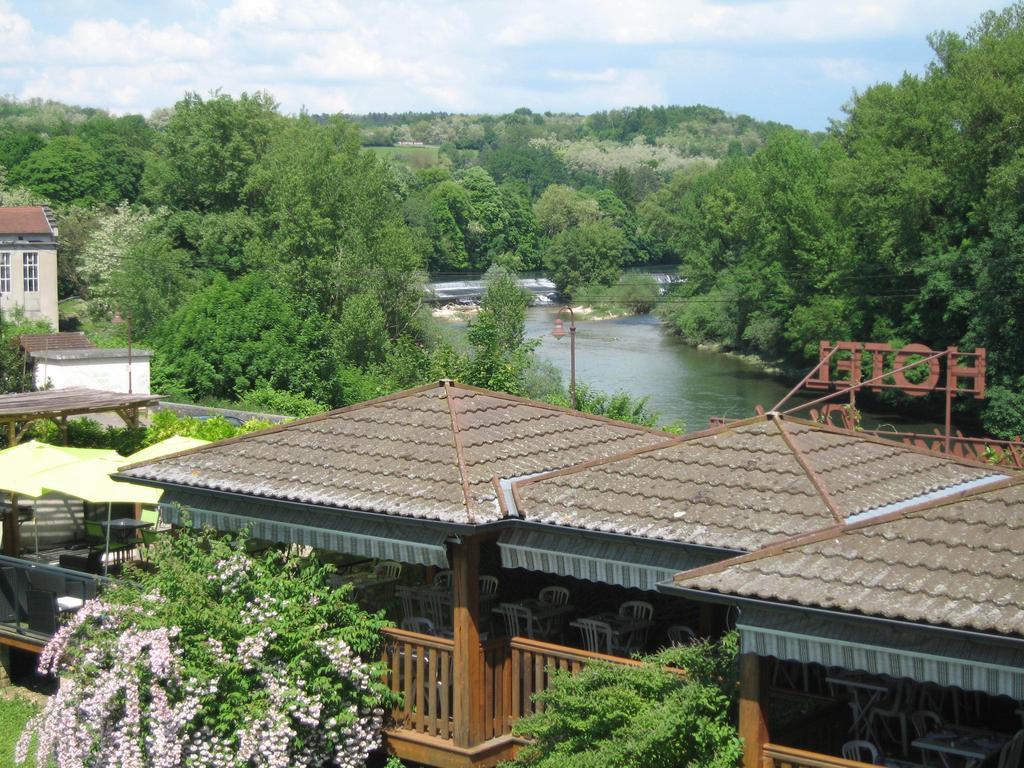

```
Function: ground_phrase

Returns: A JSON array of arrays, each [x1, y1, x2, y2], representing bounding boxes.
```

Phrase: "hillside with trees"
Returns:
[[0, 3, 1023, 437]]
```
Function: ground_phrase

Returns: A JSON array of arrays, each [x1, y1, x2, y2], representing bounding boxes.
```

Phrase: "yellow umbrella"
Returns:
[[119, 435, 209, 467], [0, 441, 117, 498], [34, 455, 163, 574], [35, 455, 162, 505]]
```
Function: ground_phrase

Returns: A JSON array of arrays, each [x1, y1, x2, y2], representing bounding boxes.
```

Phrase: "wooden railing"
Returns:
[[381, 631, 653, 744], [382, 628, 455, 740], [507, 636, 646, 724], [762, 744, 876, 768]]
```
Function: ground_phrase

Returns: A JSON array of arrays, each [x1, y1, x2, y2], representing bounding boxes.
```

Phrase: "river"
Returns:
[[509, 307, 936, 433], [524, 308, 802, 430]]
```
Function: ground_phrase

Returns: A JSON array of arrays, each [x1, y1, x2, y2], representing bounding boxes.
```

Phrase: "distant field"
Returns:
[[369, 145, 441, 169]]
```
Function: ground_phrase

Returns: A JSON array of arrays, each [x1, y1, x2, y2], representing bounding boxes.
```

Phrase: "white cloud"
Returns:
[[491, 0, 993, 46], [0, 0, 1002, 123]]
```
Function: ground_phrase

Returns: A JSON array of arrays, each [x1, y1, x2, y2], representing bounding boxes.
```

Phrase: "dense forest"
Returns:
[[0, 3, 1023, 437]]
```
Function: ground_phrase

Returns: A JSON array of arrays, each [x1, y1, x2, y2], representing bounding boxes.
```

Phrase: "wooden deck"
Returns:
[[380, 628, 651, 766]]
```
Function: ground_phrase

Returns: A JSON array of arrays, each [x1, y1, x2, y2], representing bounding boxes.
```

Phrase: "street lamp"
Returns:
[[551, 307, 577, 410]]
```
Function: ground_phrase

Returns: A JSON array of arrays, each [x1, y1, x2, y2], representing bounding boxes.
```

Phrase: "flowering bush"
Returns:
[[17, 528, 393, 768]]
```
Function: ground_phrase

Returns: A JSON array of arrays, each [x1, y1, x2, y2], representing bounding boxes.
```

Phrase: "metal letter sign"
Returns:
[[806, 341, 986, 398]]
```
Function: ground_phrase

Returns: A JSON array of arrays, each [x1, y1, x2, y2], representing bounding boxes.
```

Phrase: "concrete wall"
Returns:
[[33, 354, 152, 394], [0, 243, 58, 329]]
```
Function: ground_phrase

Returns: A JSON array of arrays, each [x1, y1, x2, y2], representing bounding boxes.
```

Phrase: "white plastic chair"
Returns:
[[842, 740, 881, 765], [618, 600, 654, 620], [479, 575, 499, 596], [495, 602, 547, 639], [667, 624, 697, 646], [574, 618, 615, 655], [538, 586, 570, 606], [375, 561, 402, 580], [998, 730, 1024, 768]]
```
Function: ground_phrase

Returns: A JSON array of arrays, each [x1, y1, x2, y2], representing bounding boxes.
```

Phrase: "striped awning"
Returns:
[[159, 491, 449, 568], [498, 527, 721, 592], [738, 607, 1024, 701]]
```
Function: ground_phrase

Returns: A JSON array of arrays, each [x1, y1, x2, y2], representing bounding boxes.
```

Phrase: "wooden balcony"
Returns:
[[380, 628, 650, 767], [762, 744, 876, 768]]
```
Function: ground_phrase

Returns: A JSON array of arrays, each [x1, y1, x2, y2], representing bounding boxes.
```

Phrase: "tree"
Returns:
[[79, 202, 157, 317], [17, 528, 391, 768], [151, 273, 342, 405], [9, 136, 103, 203], [543, 220, 628, 295], [509, 634, 741, 768], [143, 91, 280, 212], [465, 265, 537, 393], [533, 185, 601, 238], [106, 229, 196, 338]]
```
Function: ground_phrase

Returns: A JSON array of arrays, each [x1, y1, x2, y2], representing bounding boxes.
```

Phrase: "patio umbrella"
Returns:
[[34, 455, 163, 574], [0, 441, 118, 555]]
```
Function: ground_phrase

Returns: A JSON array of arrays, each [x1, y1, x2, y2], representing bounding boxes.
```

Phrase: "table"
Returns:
[[825, 674, 891, 742], [912, 729, 1009, 768], [100, 518, 153, 535], [516, 598, 575, 624]]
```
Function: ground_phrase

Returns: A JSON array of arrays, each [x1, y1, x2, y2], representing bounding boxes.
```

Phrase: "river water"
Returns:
[[521, 307, 936, 433], [524, 308, 800, 430]]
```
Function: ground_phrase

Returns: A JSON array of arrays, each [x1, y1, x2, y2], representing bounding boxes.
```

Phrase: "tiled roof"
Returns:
[[0, 206, 53, 235], [673, 479, 1024, 637], [512, 414, 1003, 552], [120, 381, 673, 525], [19, 333, 95, 354]]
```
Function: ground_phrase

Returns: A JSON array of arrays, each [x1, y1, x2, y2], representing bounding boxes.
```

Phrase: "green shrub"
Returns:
[[238, 382, 329, 418], [507, 633, 741, 768]]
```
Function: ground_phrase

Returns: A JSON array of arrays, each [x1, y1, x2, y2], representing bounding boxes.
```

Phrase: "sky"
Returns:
[[0, 0, 1003, 130]]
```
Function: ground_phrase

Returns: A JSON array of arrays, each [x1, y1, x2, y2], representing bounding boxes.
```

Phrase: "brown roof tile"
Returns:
[[674, 479, 1024, 637], [513, 414, 1005, 552], [18, 333, 95, 354], [121, 382, 673, 524], [0, 206, 53, 235]]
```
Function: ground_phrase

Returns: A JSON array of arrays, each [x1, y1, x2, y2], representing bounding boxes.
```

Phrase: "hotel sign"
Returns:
[[806, 341, 986, 398]]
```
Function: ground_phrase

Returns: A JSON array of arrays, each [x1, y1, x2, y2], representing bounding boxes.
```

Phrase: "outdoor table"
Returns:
[[912, 728, 1009, 768], [825, 674, 891, 742], [100, 518, 153, 542]]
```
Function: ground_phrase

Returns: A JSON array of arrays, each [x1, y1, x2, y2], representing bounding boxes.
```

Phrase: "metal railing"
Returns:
[[0, 554, 101, 640]]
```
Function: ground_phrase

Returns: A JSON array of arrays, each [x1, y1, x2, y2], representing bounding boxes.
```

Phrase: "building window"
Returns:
[[23, 252, 38, 293], [0, 253, 9, 293]]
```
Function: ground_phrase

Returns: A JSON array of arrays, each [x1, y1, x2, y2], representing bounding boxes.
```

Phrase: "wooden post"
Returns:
[[452, 535, 484, 748], [739, 653, 769, 768]]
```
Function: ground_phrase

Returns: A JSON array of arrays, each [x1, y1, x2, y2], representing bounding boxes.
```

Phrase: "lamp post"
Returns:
[[551, 307, 577, 410]]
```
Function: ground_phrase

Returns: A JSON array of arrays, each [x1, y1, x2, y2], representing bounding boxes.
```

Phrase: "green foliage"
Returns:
[[9, 136, 103, 203], [533, 185, 601, 237], [237, 384, 328, 418], [465, 266, 537, 394], [571, 274, 661, 316], [143, 91, 280, 212], [544, 220, 628, 295], [507, 633, 740, 768], [0, 310, 42, 395], [150, 273, 342, 405], [980, 385, 1024, 439], [544, 382, 677, 430], [144, 409, 272, 443]]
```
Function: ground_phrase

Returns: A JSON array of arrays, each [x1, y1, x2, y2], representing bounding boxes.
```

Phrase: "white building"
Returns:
[[0, 206, 58, 329], [20, 333, 152, 394]]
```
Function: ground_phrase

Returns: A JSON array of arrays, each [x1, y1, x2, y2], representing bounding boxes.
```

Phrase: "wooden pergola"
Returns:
[[0, 387, 161, 556], [0, 387, 160, 447]]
